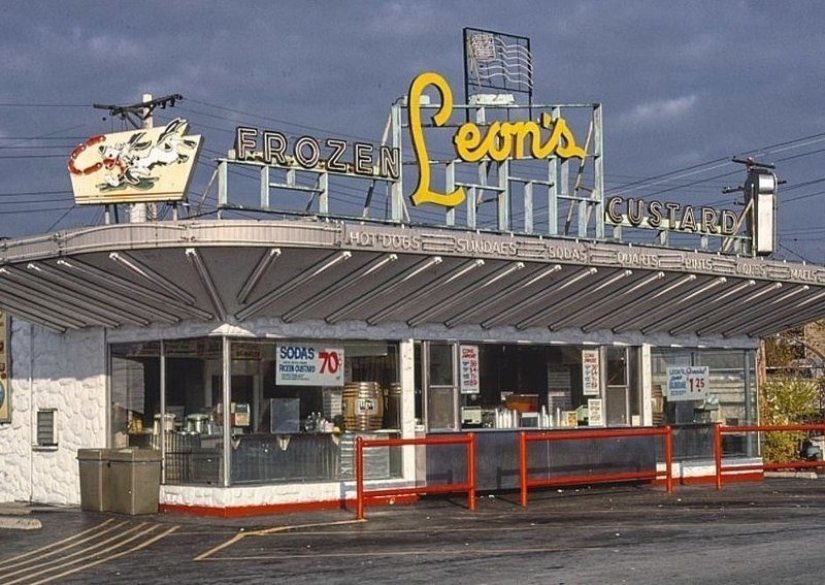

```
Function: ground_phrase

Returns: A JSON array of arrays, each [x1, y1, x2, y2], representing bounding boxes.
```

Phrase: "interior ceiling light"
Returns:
[[520, 269, 632, 330], [57, 258, 212, 321], [367, 259, 485, 325], [26, 262, 179, 325], [481, 267, 595, 329], [325, 256, 442, 324], [550, 271, 664, 331], [282, 253, 398, 323], [408, 261, 525, 327], [236, 251, 352, 321], [109, 251, 195, 305], [236, 248, 282, 305], [186, 248, 227, 320], [446, 264, 562, 328]]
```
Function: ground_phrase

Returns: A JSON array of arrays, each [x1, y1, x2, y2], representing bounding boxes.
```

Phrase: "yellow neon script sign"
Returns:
[[409, 71, 587, 208]]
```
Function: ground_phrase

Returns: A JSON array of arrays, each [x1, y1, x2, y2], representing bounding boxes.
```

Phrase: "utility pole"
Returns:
[[129, 94, 153, 223]]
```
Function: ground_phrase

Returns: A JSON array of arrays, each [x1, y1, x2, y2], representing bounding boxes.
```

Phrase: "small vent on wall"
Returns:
[[36, 409, 57, 447]]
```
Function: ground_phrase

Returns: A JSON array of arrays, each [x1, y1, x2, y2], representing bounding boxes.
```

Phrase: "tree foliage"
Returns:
[[763, 327, 805, 370], [759, 376, 820, 463]]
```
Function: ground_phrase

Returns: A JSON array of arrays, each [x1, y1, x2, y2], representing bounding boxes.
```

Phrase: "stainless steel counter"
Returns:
[[426, 428, 658, 491], [129, 431, 402, 486]]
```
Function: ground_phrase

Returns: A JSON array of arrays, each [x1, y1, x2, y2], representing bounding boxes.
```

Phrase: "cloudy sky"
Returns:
[[2, 1, 824, 262]]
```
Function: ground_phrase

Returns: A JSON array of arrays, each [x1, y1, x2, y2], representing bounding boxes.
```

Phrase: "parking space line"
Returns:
[[194, 519, 364, 562], [0, 521, 180, 585], [28, 525, 180, 585], [1, 522, 154, 583], [0, 519, 119, 568], [205, 545, 608, 562]]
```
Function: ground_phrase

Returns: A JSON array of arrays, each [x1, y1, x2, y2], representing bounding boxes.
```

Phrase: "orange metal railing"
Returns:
[[355, 433, 476, 520], [518, 426, 674, 507], [714, 423, 825, 489]]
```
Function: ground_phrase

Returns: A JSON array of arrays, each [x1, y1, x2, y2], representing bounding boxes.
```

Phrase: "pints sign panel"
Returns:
[[68, 118, 202, 205], [275, 344, 345, 387], [0, 312, 8, 423]]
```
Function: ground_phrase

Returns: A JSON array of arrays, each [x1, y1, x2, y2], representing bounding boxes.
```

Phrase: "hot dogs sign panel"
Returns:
[[275, 344, 345, 386]]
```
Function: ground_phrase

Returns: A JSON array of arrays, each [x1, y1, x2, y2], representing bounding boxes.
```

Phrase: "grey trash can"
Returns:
[[77, 449, 111, 512], [107, 448, 162, 515]]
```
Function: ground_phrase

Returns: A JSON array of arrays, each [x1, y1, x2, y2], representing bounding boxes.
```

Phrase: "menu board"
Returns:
[[547, 369, 572, 413], [275, 344, 344, 386], [582, 349, 600, 396], [460, 345, 480, 394], [666, 366, 710, 402], [588, 399, 604, 426], [0, 312, 8, 423]]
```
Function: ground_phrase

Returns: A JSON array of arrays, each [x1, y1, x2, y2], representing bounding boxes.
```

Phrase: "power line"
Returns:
[[0, 190, 72, 198], [0, 197, 72, 207], [0, 154, 68, 160], [0, 103, 89, 108], [0, 137, 86, 141], [185, 99, 384, 144]]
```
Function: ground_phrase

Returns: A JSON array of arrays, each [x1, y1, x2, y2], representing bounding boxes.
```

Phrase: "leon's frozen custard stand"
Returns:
[[0, 36, 799, 514]]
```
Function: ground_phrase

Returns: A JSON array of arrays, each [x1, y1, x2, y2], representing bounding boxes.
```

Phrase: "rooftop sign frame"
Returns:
[[211, 68, 758, 257]]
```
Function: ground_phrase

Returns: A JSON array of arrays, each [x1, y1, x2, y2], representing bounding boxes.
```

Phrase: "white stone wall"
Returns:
[[0, 319, 106, 505]]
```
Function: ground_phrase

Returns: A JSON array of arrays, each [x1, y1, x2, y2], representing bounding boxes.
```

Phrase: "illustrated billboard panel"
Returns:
[[68, 118, 202, 205]]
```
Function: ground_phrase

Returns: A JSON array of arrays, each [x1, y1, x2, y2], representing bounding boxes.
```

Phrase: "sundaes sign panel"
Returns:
[[67, 118, 203, 204]]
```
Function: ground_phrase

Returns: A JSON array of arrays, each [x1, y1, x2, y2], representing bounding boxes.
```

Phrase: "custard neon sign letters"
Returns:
[[408, 71, 587, 208]]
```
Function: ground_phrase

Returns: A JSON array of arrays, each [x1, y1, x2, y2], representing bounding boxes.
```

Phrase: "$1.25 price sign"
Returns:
[[666, 366, 710, 402]]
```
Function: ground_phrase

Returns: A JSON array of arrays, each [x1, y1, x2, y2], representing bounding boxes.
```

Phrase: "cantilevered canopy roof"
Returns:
[[1, 219, 824, 339]]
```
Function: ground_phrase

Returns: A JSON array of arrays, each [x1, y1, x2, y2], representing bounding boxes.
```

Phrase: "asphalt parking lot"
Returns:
[[3, 478, 825, 584]]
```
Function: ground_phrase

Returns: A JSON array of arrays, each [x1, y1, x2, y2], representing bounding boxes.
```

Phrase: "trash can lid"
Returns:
[[107, 448, 162, 463], [77, 448, 108, 460]]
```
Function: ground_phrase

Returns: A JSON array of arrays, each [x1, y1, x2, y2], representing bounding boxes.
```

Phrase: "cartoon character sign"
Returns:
[[68, 118, 203, 204]]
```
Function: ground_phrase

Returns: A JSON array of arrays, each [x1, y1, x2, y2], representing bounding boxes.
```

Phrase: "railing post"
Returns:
[[356, 436, 365, 520], [714, 423, 723, 490], [467, 433, 476, 511], [664, 425, 673, 494], [519, 431, 528, 507]]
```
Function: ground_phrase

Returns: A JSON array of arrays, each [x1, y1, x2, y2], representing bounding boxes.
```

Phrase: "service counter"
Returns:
[[131, 430, 401, 485], [426, 428, 658, 492], [669, 423, 715, 460], [668, 422, 751, 459], [233, 431, 401, 484]]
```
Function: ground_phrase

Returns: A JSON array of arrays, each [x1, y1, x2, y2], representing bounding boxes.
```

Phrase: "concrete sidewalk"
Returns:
[[0, 502, 43, 530]]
